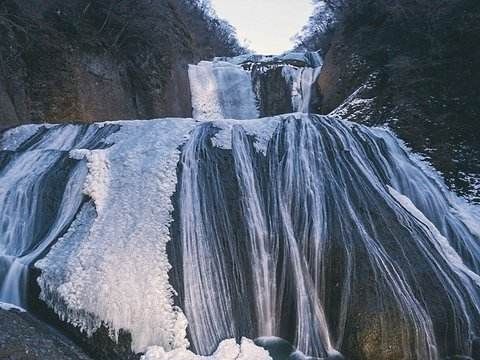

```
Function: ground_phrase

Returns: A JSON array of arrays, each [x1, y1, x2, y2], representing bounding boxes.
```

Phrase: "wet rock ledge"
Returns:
[[0, 306, 91, 360]]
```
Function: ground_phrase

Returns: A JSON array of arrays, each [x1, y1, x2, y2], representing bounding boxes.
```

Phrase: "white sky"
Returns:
[[210, 0, 314, 54]]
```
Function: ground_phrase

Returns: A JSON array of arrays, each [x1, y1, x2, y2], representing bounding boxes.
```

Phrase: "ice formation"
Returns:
[[0, 124, 43, 150], [215, 51, 322, 68], [0, 301, 26, 312], [0, 123, 113, 306], [140, 338, 272, 360], [281, 65, 322, 113], [1, 114, 480, 359], [188, 61, 259, 120], [189, 52, 322, 121], [171, 114, 480, 358], [210, 115, 282, 153], [35, 119, 196, 353]]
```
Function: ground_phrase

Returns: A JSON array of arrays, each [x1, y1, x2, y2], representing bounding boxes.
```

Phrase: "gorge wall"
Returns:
[[0, 0, 243, 130]]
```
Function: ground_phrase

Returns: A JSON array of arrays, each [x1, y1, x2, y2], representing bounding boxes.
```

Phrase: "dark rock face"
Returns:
[[0, 307, 91, 360], [250, 65, 294, 117], [472, 337, 480, 360], [315, 31, 373, 116], [0, 0, 241, 130], [254, 337, 296, 360]]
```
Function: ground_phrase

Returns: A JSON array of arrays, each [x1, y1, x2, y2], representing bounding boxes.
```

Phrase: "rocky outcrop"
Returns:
[[0, 307, 91, 360], [315, 32, 372, 115], [251, 65, 293, 117]]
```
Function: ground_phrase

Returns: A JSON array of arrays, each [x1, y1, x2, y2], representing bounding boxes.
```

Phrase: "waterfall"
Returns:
[[169, 114, 480, 359], [281, 65, 322, 113], [189, 51, 323, 120], [0, 124, 117, 307], [188, 61, 259, 120], [1, 52, 479, 360]]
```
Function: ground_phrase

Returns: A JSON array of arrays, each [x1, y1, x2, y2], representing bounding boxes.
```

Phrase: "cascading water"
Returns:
[[189, 51, 323, 120], [0, 124, 118, 307], [281, 65, 322, 113], [169, 114, 480, 359], [188, 61, 260, 120], [0, 52, 479, 360]]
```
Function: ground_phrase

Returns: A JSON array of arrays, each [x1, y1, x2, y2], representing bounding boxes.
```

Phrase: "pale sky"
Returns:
[[210, 0, 314, 54]]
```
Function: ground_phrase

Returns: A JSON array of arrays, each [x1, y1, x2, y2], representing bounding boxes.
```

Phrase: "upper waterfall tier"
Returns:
[[1, 114, 480, 359], [188, 52, 323, 120]]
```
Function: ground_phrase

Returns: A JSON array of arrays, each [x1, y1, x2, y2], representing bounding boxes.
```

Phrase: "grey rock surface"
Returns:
[[0, 308, 91, 360]]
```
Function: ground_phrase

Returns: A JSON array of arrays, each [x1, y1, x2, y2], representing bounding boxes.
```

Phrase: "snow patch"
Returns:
[[141, 338, 272, 360], [70, 149, 110, 213]]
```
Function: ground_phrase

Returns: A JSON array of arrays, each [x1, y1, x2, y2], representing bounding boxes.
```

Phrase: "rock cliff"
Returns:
[[0, 0, 243, 129]]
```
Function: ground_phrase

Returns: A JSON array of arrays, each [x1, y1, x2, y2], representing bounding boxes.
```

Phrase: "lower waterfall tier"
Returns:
[[0, 114, 479, 360]]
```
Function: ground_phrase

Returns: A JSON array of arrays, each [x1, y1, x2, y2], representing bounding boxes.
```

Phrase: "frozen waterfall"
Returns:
[[188, 61, 259, 120], [188, 51, 323, 120], [169, 114, 480, 359], [0, 124, 118, 307], [1, 52, 480, 360], [281, 65, 322, 113]]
